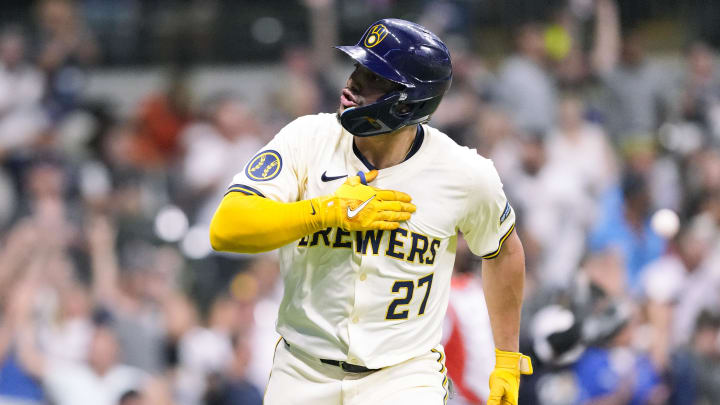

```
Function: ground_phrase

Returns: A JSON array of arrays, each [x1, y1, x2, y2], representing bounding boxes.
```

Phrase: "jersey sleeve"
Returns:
[[226, 117, 312, 203], [458, 157, 516, 259]]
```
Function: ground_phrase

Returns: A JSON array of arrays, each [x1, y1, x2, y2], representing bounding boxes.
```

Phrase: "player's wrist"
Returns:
[[494, 348, 533, 375], [308, 196, 343, 229]]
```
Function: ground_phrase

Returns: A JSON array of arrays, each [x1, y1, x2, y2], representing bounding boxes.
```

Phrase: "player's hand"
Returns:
[[312, 170, 416, 231], [487, 348, 533, 405]]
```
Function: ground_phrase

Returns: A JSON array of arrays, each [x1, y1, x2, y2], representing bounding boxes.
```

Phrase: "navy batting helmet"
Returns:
[[335, 18, 452, 137]]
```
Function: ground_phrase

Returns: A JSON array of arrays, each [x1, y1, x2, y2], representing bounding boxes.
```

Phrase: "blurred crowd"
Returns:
[[1, 1, 720, 405]]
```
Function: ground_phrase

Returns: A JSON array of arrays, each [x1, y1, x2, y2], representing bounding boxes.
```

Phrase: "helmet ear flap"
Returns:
[[411, 97, 442, 120], [339, 91, 412, 136], [390, 96, 442, 125]]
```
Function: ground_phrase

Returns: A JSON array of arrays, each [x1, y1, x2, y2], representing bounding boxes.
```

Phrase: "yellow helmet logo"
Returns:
[[364, 24, 388, 48]]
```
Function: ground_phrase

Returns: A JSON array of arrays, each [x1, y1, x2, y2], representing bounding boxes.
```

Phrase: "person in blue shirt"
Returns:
[[0, 349, 45, 404], [572, 299, 665, 405], [588, 171, 665, 292]]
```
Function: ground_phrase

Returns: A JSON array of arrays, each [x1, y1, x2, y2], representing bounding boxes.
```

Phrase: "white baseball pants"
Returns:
[[263, 339, 450, 405]]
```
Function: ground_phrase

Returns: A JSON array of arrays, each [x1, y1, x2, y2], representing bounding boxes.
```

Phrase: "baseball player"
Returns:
[[210, 18, 532, 405]]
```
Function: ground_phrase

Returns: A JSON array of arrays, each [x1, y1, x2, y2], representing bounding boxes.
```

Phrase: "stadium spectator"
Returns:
[[597, 29, 672, 144], [87, 215, 171, 374], [175, 298, 234, 405], [502, 130, 593, 287], [0, 288, 45, 404], [269, 47, 326, 122], [674, 41, 720, 143], [203, 335, 262, 405], [668, 310, 720, 405], [547, 94, 617, 199], [34, 0, 99, 120], [135, 71, 192, 169], [0, 25, 48, 155], [588, 171, 666, 291], [27, 325, 147, 405], [180, 93, 262, 225], [572, 301, 666, 405], [642, 219, 720, 352], [10, 271, 147, 405], [496, 22, 557, 134], [476, 106, 520, 174], [431, 44, 490, 146], [244, 255, 282, 392]]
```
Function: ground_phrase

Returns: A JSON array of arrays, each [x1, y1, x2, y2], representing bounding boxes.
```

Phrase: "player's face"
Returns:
[[338, 64, 402, 114]]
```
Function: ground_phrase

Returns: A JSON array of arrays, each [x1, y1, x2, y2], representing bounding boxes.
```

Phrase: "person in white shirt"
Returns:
[[18, 324, 147, 405], [0, 26, 48, 153]]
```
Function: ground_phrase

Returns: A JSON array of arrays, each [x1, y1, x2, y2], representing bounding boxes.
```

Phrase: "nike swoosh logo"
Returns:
[[321, 171, 348, 182], [311, 203, 316, 215], [347, 195, 375, 219]]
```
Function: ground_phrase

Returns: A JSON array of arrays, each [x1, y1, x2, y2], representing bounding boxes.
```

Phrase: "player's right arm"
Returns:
[[210, 170, 415, 253]]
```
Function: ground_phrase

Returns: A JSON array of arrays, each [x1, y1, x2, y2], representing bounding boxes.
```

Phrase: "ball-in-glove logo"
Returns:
[[364, 24, 388, 48], [245, 150, 282, 181]]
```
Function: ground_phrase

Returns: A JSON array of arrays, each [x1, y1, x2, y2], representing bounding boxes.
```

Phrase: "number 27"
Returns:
[[385, 273, 434, 320]]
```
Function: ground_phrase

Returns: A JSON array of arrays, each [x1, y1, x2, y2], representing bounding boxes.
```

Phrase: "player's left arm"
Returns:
[[482, 231, 533, 405], [458, 155, 532, 405], [482, 230, 524, 353]]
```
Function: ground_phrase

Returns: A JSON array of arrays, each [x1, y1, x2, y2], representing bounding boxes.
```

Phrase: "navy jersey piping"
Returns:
[[225, 184, 266, 197]]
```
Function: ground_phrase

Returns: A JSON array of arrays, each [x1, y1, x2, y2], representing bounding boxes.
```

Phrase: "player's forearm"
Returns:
[[482, 231, 525, 352], [210, 194, 324, 254], [211, 172, 415, 253]]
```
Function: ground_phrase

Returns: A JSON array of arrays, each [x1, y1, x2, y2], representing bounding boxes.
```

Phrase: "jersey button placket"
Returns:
[[347, 252, 368, 363]]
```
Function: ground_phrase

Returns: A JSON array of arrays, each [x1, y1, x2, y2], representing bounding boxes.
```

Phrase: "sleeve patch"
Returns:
[[245, 150, 283, 181], [499, 202, 512, 225]]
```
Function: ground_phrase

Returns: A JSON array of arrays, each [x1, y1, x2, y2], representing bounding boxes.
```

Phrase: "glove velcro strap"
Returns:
[[495, 348, 534, 375]]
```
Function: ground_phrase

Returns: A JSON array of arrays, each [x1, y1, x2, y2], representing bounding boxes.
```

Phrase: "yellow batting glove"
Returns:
[[487, 348, 533, 405], [311, 170, 416, 231]]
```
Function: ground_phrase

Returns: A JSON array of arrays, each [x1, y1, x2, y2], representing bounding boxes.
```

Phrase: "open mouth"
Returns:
[[340, 88, 359, 108]]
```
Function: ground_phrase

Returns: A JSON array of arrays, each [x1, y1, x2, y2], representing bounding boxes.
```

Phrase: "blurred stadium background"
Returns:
[[1, 0, 720, 404]]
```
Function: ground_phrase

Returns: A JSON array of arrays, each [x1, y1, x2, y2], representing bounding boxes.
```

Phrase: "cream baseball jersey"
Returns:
[[228, 113, 515, 369]]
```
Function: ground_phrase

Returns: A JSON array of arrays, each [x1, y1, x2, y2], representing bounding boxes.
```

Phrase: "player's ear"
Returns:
[[395, 103, 411, 114]]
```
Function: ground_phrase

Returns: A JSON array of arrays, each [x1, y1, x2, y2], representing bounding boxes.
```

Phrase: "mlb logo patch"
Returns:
[[246, 150, 283, 181], [500, 202, 512, 225]]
